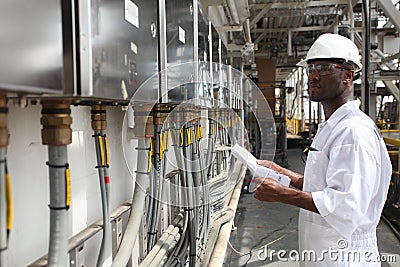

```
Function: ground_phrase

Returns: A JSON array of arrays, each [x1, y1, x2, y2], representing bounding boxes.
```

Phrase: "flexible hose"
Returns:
[[148, 126, 163, 251], [0, 148, 7, 266], [183, 123, 197, 266], [149, 227, 181, 266], [102, 133, 112, 214], [47, 146, 70, 267], [202, 162, 246, 266], [139, 213, 183, 266], [94, 132, 112, 267], [111, 138, 149, 267], [165, 130, 190, 266], [158, 232, 181, 266]]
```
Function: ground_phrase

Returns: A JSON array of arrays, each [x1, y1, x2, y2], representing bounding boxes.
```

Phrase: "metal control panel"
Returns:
[[0, 0, 64, 95], [63, 0, 158, 100], [0, 0, 158, 101]]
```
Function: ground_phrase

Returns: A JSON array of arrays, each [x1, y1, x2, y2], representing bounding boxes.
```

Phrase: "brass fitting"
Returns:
[[40, 100, 72, 146], [132, 103, 154, 138], [0, 95, 9, 148], [153, 103, 174, 125], [91, 105, 107, 131]]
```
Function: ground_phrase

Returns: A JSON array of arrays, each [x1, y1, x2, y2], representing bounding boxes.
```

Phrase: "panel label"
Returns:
[[179, 26, 185, 44], [125, 0, 139, 28]]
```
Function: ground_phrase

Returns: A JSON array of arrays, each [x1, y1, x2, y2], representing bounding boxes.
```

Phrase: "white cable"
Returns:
[[227, 233, 288, 257]]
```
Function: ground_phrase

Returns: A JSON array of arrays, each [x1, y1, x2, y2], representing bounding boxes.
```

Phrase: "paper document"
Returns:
[[231, 144, 290, 191]]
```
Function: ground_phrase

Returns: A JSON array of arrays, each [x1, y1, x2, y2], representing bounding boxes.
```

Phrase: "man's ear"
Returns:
[[343, 70, 354, 85]]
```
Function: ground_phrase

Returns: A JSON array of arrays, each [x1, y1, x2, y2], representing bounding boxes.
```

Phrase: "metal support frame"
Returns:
[[376, 0, 400, 32], [69, 245, 85, 267]]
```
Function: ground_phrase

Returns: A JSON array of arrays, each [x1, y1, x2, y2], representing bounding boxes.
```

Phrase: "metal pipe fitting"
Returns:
[[153, 103, 175, 125], [132, 103, 154, 138], [91, 105, 107, 131], [40, 100, 72, 146]]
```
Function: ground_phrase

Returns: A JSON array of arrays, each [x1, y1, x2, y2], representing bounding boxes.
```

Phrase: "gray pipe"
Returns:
[[111, 138, 149, 267], [0, 148, 7, 267], [47, 145, 69, 267], [94, 132, 112, 267]]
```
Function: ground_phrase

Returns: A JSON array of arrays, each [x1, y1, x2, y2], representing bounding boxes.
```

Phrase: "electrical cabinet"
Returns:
[[63, 0, 158, 100], [164, 0, 210, 103], [0, 0, 158, 101], [0, 0, 64, 95]]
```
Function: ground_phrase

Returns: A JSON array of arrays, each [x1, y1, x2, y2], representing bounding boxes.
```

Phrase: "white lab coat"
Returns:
[[299, 100, 392, 266]]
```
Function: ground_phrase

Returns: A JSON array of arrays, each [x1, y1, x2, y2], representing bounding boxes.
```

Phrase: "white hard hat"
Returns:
[[297, 33, 362, 71]]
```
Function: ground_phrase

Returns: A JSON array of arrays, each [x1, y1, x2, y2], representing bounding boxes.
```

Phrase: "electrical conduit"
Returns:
[[91, 105, 112, 267], [111, 138, 149, 267], [41, 100, 73, 267], [0, 95, 9, 267]]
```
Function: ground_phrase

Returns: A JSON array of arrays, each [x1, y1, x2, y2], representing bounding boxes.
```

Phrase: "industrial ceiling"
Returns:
[[201, 0, 400, 82]]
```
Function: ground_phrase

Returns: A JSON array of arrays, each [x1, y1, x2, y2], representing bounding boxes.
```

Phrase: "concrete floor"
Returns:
[[224, 148, 400, 267]]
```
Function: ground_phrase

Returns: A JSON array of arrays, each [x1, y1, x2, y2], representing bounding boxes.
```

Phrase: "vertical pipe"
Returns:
[[193, 0, 199, 105], [300, 69, 305, 132], [209, 22, 214, 100], [348, 0, 355, 42], [240, 65, 245, 146], [111, 138, 149, 267], [158, 0, 168, 102], [91, 106, 112, 266], [362, 0, 370, 115], [94, 132, 112, 267], [288, 30, 292, 56], [0, 148, 7, 267], [47, 146, 69, 267], [148, 125, 162, 250], [0, 95, 8, 267], [41, 101, 72, 267]]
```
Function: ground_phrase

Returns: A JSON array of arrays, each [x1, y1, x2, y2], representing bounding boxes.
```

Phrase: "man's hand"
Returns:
[[257, 160, 305, 190], [253, 177, 319, 213], [257, 160, 282, 173], [253, 177, 286, 202]]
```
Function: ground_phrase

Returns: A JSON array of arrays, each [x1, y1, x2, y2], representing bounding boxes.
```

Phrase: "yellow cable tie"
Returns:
[[148, 138, 154, 172], [65, 167, 71, 208], [180, 128, 184, 147], [197, 125, 203, 140], [6, 172, 12, 231], [160, 132, 164, 160], [104, 136, 110, 166], [98, 136, 105, 166], [164, 131, 168, 150]]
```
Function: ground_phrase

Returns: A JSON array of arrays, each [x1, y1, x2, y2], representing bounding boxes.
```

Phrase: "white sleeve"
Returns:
[[311, 143, 380, 238]]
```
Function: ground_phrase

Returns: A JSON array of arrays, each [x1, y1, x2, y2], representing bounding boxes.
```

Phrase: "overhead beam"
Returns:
[[200, 0, 224, 8], [254, 26, 331, 44], [253, 25, 331, 34], [249, 6, 271, 29], [216, 25, 243, 32], [251, 0, 348, 10]]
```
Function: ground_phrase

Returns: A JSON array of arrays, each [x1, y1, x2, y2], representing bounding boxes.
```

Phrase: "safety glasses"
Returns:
[[306, 63, 352, 76]]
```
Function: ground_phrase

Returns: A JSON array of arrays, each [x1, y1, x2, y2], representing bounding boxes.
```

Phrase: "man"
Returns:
[[254, 33, 391, 266]]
